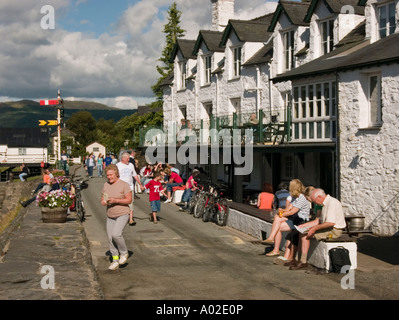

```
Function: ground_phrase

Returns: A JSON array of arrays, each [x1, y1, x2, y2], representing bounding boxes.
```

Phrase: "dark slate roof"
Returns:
[[304, 0, 364, 22], [0, 127, 50, 148], [159, 73, 174, 87], [335, 20, 365, 47], [243, 42, 273, 66], [193, 30, 224, 55], [169, 39, 197, 63], [273, 32, 399, 83], [50, 127, 76, 137], [220, 13, 274, 47], [269, 1, 310, 32]]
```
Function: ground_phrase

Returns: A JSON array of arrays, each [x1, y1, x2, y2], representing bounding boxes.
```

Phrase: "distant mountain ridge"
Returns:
[[0, 100, 136, 128]]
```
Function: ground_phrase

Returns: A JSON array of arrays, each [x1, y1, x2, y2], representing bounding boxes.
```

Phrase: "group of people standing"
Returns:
[[84, 153, 118, 178], [257, 179, 346, 270]]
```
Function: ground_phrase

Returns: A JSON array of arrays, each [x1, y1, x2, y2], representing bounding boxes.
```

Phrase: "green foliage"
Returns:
[[152, 2, 185, 99], [65, 111, 97, 147]]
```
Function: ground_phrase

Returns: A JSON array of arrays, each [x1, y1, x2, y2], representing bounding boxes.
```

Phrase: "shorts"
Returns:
[[285, 216, 307, 230], [150, 200, 161, 212], [314, 227, 342, 240]]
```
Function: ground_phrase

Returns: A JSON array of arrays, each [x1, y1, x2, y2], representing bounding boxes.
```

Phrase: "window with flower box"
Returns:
[[292, 81, 337, 142]]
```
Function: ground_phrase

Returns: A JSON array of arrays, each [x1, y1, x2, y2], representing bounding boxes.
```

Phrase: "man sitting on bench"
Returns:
[[290, 188, 346, 270]]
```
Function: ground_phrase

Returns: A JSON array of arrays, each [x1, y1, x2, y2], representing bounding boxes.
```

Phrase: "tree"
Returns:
[[152, 2, 185, 99], [65, 111, 97, 147]]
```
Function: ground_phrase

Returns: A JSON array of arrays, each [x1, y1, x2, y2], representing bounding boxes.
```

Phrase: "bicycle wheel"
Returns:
[[216, 198, 229, 226], [75, 192, 85, 222], [202, 195, 214, 222], [202, 206, 212, 222], [187, 191, 198, 214], [193, 193, 206, 218]]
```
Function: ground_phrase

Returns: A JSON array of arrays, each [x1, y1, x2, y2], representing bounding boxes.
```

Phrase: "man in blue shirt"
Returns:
[[104, 154, 113, 167]]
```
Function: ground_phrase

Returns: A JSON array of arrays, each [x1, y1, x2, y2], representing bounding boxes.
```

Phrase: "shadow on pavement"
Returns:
[[356, 234, 399, 265]]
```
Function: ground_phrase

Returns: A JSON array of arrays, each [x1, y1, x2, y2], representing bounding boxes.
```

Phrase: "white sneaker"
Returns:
[[109, 260, 119, 271], [164, 199, 171, 203], [119, 253, 129, 265]]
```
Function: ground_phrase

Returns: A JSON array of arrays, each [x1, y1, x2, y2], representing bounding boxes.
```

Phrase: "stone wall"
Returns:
[[339, 66, 399, 236], [0, 181, 34, 217]]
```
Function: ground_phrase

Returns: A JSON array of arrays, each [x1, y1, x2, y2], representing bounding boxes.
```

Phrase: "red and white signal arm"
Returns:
[[40, 99, 59, 106]]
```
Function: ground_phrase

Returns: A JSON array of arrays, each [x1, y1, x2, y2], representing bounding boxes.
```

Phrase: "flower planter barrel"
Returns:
[[41, 207, 68, 223]]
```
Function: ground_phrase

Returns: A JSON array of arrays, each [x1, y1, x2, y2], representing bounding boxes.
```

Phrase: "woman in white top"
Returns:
[[262, 179, 310, 256]]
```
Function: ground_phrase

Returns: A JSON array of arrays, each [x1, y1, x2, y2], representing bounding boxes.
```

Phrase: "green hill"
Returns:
[[0, 100, 137, 127]]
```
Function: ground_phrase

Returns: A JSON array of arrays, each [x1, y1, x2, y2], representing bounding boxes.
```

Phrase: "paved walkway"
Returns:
[[0, 203, 104, 300]]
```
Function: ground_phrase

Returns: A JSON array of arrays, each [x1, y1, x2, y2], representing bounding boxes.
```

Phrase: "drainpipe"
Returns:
[[335, 70, 341, 200], [256, 65, 260, 114], [268, 60, 274, 121]]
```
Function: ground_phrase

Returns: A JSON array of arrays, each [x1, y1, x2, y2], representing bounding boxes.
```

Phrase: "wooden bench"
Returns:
[[229, 202, 275, 223]]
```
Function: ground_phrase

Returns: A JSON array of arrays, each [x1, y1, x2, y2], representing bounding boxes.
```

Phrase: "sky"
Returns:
[[0, 0, 278, 109]]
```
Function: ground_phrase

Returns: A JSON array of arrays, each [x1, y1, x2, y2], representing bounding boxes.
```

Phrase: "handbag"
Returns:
[[329, 246, 351, 273]]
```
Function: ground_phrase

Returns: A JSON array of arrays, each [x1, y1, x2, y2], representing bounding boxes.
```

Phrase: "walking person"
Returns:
[[86, 153, 95, 178], [117, 152, 143, 226], [144, 173, 163, 223], [97, 153, 104, 177], [101, 164, 132, 271]]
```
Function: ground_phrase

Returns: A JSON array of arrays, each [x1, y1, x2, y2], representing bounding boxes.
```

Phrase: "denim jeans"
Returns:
[[166, 182, 182, 193], [181, 188, 193, 203]]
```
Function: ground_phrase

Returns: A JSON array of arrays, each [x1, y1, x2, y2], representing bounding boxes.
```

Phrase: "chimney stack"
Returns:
[[211, 0, 235, 31]]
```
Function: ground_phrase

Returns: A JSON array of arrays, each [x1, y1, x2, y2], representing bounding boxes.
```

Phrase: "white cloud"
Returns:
[[0, 0, 278, 108]]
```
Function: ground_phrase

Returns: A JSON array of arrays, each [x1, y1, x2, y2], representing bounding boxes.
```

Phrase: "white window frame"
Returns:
[[292, 81, 337, 142], [203, 55, 212, 85], [283, 29, 295, 71], [231, 46, 242, 78], [377, 2, 396, 39], [368, 73, 382, 127], [18, 148, 27, 155], [178, 61, 187, 90], [320, 19, 334, 55]]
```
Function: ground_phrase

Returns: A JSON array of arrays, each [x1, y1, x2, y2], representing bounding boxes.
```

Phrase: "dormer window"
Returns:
[[320, 19, 334, 55], [232, 46, 242, 78], [179, 61, 187, 90], [283, 30, 295, 71], [203, 55, 212, 85], [378, 2, 395, 39]]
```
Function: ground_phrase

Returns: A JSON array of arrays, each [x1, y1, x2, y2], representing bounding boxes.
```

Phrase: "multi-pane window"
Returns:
[[204, 55, 212, 85], [320, 19, 334, 54], [179, 61, 187, 90], [232, 46, 242, 78], [292, 81, 337, 141], [18, 148, 27, 155], [368, 74, 382, 126], [378, 2, 395, 39], [283, 30, 295, 70]]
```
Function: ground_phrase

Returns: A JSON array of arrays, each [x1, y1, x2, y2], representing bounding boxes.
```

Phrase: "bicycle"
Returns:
[[70, 165, 88, 222], [201, 183, 230, 226]]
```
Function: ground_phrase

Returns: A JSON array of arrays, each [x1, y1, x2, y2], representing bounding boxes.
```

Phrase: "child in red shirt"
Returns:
[[144, 173, 163, 223]]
